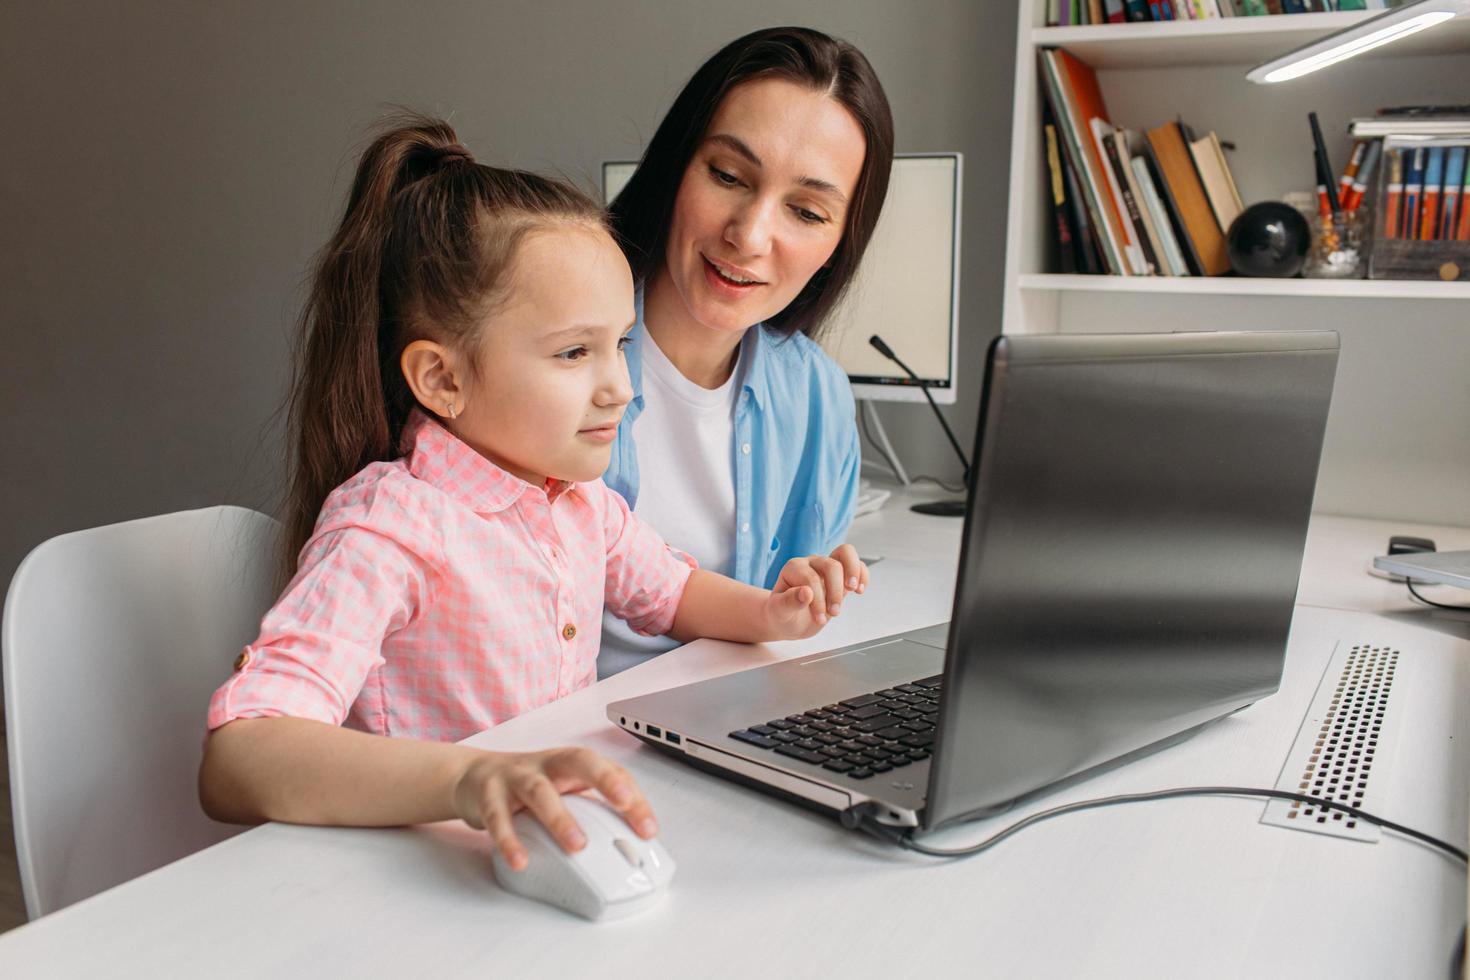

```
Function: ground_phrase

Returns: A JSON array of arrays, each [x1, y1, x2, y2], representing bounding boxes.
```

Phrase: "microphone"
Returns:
[[868, 335, 971, 487]]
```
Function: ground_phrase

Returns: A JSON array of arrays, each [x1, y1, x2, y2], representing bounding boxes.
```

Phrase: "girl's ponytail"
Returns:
[[282, 114, 604, 578]]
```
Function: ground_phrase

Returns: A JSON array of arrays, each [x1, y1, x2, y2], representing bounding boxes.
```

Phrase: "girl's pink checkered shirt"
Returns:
[[208, 411, 694, 743]]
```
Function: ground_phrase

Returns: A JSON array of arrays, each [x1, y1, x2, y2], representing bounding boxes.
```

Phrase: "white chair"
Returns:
[[3, 506, 281, 918]]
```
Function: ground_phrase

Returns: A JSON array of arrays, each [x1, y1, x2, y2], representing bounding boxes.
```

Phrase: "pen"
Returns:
[[1309, 111, 1341, 215], [1343, 140, 1381, 214]]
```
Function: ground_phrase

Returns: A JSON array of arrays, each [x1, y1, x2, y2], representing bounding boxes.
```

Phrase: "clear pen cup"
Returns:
[[1304, 210, 1367, 279]]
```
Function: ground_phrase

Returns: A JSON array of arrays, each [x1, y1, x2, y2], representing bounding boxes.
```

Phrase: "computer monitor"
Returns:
[[600, 153, 962, 405]]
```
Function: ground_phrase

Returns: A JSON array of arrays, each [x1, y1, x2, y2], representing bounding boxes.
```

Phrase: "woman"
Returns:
[[600, 26, 894, 677]]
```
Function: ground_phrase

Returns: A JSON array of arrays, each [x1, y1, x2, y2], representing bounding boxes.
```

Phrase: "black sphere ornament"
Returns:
[[1225, 201, 1310, 278]]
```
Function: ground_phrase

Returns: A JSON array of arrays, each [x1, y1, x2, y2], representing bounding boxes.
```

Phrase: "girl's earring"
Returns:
[[446, 403, 457, 420]]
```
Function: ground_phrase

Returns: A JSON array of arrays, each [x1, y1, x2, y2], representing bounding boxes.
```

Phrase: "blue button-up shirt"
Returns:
[[603, 300, 861, 590]]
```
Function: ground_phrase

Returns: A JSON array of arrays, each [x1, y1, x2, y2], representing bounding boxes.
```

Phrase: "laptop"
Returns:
[[608, 331, 1340, 834], [1372, 550, 1470, 590]]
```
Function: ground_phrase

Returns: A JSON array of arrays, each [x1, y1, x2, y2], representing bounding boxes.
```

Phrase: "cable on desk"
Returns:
[[1406, 579, 1470, 612], [845, 786, 1468, 865]]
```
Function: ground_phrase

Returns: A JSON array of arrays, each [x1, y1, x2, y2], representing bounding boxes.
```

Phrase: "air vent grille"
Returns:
[[1261, 643, 1405, 843]]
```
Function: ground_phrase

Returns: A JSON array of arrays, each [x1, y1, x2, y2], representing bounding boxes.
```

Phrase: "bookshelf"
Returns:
[[999, 1, 1470, 526]]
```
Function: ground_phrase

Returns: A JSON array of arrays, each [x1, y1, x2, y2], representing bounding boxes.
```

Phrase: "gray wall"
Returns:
[[0, 0, 1012, 591]]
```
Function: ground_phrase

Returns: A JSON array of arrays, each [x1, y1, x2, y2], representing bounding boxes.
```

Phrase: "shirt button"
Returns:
[[562, 623, 577, 641], [233, 650, 251, 671], [741, 443, 751, 455], [741, 522, 750, 534]]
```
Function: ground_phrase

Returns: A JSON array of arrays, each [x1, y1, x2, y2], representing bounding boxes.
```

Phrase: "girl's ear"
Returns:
[[400, 340, 465, 419]]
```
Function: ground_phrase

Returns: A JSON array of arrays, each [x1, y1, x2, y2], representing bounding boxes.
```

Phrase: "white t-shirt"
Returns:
[[598, 331, 748, 679]]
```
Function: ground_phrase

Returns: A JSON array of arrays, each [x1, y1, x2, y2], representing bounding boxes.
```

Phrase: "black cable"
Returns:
[[851, 785, 1468, 864], [1406, 579, 1470, 612]]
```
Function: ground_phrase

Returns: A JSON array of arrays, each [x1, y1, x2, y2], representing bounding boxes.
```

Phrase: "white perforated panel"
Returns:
[[1262, 642, 1406, 843]]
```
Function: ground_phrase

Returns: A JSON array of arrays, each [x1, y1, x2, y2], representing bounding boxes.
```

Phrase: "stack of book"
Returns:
[[1351, 111, 1470, 243], [1039, 47, 1242, 276], [1047, 0, 1392, 25]]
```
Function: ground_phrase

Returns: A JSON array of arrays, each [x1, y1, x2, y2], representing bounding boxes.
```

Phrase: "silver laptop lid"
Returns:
[[926, 330, 1339, 829]]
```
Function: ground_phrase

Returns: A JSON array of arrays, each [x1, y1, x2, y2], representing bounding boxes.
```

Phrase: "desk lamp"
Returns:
[[1247, 0, 1469, 84]]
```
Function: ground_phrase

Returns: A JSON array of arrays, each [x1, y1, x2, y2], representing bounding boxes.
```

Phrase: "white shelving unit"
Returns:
[[999, 2, 1470, 525]]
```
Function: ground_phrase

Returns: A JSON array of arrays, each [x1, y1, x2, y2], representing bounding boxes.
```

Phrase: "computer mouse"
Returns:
[[489, 793, 675, 921]]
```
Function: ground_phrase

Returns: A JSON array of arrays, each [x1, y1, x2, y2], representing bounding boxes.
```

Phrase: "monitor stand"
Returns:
[[862, 401, 966, 518], [860, 400, 910, 486]]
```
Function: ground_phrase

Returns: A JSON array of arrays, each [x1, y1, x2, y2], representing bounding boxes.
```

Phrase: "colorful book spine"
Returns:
[[1439, 146, 1466, 241], [1124, 0, 1150, 20], [1458, 154, 1470, 243], [1417, 146, 1444, 241], [1382, 148, 1402, 240], [1101, 127, 1160, 274], [1104, 0, 1128, 23], [1242, 0, 1268, 12], [1459, 153, 1470, 241], [1045, 123, 1078, 273], [1402, 147, 1424, 240], [1132, 154, 1189, 275]]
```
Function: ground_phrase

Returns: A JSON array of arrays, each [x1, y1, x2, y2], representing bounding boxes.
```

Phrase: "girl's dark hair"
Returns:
[[283, 112, 605, 575], [609, 26, 894, 340]]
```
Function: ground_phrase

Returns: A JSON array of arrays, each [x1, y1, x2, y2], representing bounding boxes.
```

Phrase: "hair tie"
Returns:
[[436, 144, 474, 166]]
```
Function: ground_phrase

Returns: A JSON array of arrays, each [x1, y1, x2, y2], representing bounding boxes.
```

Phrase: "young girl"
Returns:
[[199, 115, 868, 872]]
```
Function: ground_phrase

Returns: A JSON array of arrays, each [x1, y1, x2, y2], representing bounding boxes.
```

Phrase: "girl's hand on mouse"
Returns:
[[451, 747, 657, 871], [766, 545, 868, 639]]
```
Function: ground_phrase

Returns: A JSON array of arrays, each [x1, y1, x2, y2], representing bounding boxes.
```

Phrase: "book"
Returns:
[[1044, 122, 1078, 273], [1061, 143, 1105, 272], [1132, 154, 1191, 275], [1091, 118, 1149, 273], [1104, 0, 1127, 22], [1188, 131, 1244, 235], [1418, 146, 1445, 240], [1382, 147, 1403, 240], [1117, 131, 1172, 275], [1099, 122, 1159, 274], [1124, 0, 1150, 19], [1089, 0, 1104, 23], [1145, 121, 1231, 275], [1458, 155, 1470, 241], [1243, 0, 1269, 12], [1351, 117, 1470, 138], [1403, 146, 1425, 240], [1039, 49, 1132, 274], [1441, 146, 1466, 241]]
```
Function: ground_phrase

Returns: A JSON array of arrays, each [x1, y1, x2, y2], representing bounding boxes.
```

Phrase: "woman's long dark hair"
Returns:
[[283, 113, 605, 576], [610, 26, 894, 340]]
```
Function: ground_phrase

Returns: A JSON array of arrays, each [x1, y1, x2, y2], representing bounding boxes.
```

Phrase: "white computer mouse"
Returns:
[[489, 793, 675, 921]]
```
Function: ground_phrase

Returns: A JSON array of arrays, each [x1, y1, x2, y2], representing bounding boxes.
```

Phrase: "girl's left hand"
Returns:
[[765, 544, 869, 639]]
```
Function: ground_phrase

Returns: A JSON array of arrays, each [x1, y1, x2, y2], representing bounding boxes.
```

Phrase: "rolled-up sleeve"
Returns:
[[206, 524, 429, 730], [599, 486, 694, 638]]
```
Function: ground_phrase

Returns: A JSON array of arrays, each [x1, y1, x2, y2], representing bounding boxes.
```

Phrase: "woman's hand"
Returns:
[[765, 544, 869, 639], [451, 747, 657, 871]]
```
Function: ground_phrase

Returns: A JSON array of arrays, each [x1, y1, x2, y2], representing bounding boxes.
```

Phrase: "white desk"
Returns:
[[3, 488, 1468, 979]]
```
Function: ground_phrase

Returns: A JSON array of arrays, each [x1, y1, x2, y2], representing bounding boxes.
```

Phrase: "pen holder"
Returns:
[[1304, 211, 1366, 279]]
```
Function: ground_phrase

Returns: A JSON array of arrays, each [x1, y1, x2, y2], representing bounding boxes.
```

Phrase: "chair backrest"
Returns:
[[3, 505, 281, 918]]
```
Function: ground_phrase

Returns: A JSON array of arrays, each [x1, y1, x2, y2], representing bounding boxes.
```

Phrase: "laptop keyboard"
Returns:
[[728, 675, 941, 781]]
